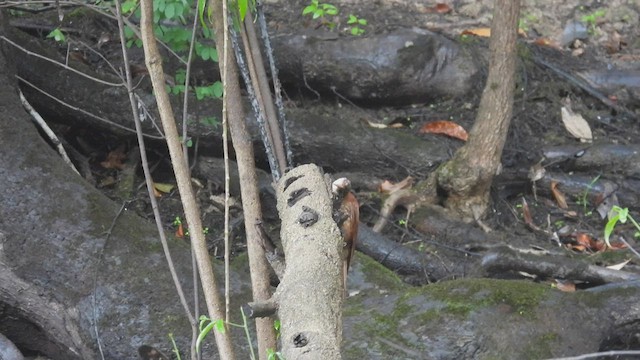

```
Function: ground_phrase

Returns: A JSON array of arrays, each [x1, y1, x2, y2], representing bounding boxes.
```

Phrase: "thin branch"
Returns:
[[19, 90, 80, 176], [222, 0, 232, 327], [15, 75, 165, 139], [0, 35, 124, 87], [114, 1, 198, 358]]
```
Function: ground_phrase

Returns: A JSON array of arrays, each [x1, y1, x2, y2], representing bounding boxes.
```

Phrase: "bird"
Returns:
[[332, 177, 359, 294]]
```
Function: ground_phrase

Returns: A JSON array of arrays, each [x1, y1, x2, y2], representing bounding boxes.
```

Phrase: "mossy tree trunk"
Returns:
[[434, 0, 521, 220]]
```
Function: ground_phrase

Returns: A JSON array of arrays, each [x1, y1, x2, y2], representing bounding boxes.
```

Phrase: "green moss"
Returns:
[[414, 308, 440, 323], [520, 332, 559, 359], [343, 344, 369, 359], [425, 278, 549, 319], [357, 296, 422, 352], [358, 253, 405, 292]]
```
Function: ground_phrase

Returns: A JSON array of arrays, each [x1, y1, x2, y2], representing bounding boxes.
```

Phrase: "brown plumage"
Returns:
[[332, 178, 359, 294]]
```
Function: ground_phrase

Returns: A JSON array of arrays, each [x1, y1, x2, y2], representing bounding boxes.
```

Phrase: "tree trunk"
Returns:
[[435, 0, 521, 220]]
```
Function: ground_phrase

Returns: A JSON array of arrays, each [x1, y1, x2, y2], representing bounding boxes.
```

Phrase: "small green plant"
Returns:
[[119, 0, 224, 122], [603, 206, 640, 247], [196, 308, 259, 359], [581, 9, 606, 34], [302, 0, 338, 28], [302, 0, 338, 20], [273, 319, 281, 338], [200, 116, 220, 128], [267, 348, 285, 360], [576, 174, 600, 214], [347, 14, 367, 35], [168, 333, 182, 360], [196, 316, 227, 353], [518, 13, 538, 33], [47, 28, 66, 43]]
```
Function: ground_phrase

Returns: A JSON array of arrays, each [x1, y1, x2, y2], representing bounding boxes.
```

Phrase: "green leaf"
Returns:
[[617, 206, 629, 223], [174, 2, 185, 18], [198, 0, 207, 28], [302, 5, 315, 15], [171, 85, 186, 95], [347, 15, 357, 24], [174, 69, 186, 84], [213, 319, 226, 333], [196, 321, 215, 352], [212, 81, 223, 98], [359, 18, 367, 25], [604, 214, 618, 246], [324, 4, 338, 15], [47, 28, 66, 43], [238, 0, 248, 21], [210, 47, 218, 62], [200, 116, 219, 127], [165, 3, 175, 18], [154, 0, 165, 13], [121, 0, 137, 14]]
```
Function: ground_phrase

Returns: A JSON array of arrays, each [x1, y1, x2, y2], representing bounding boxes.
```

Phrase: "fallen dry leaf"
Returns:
[[434, 3, 452, 13], [462, 28, 491, 37], [532, 37, 562, 49], [550, 181, 568, 209], [418, 120, 468, 141], [100, 145, 127, 170], [462, 27, 526, 38], [361, 118, 390, 129], [153, 182, 175, 194], [595, 183, 619, 220], [554, 279, 576, 292], [521, 197, 541, 231], [561, 99, 592, 142], [604, 30, 624, 54], [175, 223, 184, 238], [569, 232, 606, 253], [606, 259, 631, 271]]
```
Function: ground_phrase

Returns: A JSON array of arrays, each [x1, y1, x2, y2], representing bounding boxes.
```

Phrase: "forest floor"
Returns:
[[32, 0, 640, 281]]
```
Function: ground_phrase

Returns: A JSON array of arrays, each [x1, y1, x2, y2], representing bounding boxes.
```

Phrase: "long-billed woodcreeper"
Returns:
[[332, 177, 359, 293]]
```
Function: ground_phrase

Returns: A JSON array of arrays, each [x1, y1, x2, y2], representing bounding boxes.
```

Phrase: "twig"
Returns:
[[222, 0, 232, 327], [16, 75, 165, 139], [545, 350, 640, 360], [18, 90, 80, 176], [179, 11, 202, 360], [533, 56, 636, 120], [0, 35, 124, 87]]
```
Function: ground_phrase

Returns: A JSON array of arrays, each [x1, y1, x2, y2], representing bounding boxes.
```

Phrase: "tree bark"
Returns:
[[274, 165, 344, 359], [435, 0, 521, 220]]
